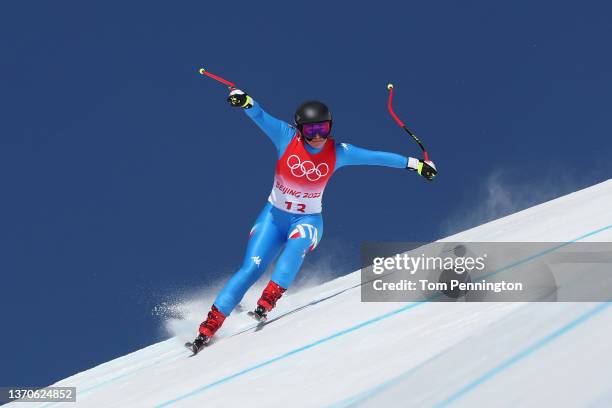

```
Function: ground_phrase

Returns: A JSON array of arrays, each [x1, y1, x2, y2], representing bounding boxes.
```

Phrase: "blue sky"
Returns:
[[1, 0, 611, 387]]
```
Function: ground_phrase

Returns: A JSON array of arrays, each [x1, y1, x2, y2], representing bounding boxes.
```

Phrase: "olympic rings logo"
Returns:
[[286, 155, 329, 181]]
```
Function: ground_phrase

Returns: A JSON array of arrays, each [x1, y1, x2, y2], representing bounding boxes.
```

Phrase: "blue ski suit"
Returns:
[[214, 100, 411, 316]]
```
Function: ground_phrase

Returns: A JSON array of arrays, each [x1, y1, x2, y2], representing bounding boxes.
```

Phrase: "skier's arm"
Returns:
[[244, 100, 295, 153], [227, 89, 294, 154], [335, 143, 437, 180], [335, 143, 410, 169]]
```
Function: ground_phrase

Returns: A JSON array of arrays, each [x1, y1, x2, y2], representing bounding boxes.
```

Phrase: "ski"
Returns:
[[184, 342, 200, 357], [186, 282, 365, 356], [247, 309, 267, 330], [185, 341, 199, 356], [185, 334, 211, 356], [230, 283, 362, 337], [247, 311, 266, 321]]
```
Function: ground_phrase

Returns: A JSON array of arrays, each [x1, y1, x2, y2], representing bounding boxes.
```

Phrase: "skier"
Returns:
[[190, 89, 437, 353]]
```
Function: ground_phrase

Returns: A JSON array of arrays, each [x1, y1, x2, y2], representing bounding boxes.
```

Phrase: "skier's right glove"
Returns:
[[227, 89, 253, 109], [407, 157, 437, 181]]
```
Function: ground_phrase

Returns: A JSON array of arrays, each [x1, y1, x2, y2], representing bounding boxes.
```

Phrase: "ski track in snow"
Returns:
[[12, 179, 612, 408]]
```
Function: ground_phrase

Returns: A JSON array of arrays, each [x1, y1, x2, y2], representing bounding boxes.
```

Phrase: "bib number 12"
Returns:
[[285, 201, 306, 213]]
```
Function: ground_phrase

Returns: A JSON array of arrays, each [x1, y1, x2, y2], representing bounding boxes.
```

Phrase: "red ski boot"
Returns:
[[190, 305, 226, 354], [251, 281, 286, 322]]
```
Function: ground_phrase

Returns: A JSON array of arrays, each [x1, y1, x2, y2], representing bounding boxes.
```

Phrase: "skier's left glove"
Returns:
[[227, 89, 253, 109], [407, 157, 437, 181]]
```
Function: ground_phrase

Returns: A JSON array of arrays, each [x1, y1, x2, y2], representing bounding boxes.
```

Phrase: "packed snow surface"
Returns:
[[14, 180, 612, 407]]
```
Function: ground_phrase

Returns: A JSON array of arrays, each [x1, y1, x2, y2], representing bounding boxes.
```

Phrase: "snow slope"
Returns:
[[14, 179, 612, 408]]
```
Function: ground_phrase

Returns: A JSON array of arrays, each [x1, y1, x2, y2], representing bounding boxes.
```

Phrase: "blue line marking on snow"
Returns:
[[157, 223, 612, 407], [326, 347, 452, 408], [328, 302, 611, 408], [156, 301, 426, 407], [326, 224, 612, 407], [436, 302, 611, 407]]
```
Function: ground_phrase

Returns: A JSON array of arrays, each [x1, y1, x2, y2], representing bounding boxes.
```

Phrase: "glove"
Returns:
[[227, 89, 253, 109], [407, 157, 437, 181]]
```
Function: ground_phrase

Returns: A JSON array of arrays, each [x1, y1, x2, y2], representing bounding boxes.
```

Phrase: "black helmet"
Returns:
[[294, 101, 332, 130]]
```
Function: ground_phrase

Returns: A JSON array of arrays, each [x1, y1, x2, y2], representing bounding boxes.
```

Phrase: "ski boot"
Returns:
[[189, 305, 226, 354], [248, 280, 286, 322]]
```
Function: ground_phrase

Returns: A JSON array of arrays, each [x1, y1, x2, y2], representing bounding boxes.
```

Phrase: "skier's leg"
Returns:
[[198, 204, 284, 339], [213, 204, 285, 316], [257, 215, 324, 313]]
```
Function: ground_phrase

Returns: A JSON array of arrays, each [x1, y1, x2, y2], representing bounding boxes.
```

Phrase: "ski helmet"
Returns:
[[294, 101, 332, 130]]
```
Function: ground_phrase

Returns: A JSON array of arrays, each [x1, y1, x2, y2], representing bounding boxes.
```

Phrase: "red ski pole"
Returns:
[[387, 84, 430, 162], [198, 67, 236, 89]]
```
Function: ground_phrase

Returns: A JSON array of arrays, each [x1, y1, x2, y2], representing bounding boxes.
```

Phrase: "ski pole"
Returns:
[[198, 67, 236, 89], [386, 84, 430, 162]]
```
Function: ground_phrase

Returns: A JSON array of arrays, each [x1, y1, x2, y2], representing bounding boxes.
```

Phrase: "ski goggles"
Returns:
[[301, 121, 331, 140]]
